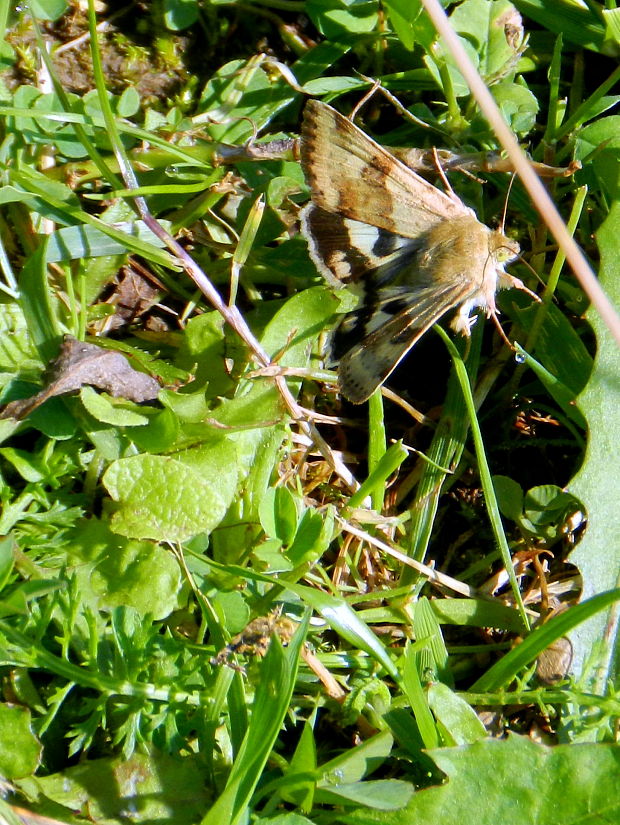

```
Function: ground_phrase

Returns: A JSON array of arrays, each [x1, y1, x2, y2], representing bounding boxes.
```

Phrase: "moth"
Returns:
[[210, 608, 295, 672], [300, 99, 536, 404]]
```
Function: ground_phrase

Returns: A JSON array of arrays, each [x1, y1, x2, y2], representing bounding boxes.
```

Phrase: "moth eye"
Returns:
[[496, 245, 519, 263]]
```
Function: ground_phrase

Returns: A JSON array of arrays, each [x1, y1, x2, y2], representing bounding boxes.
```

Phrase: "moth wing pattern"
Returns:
[[300, 100, 472, 239], [299, 99, 526, 403], [339, 280, 475, 404], [301, 204, 424, 287]]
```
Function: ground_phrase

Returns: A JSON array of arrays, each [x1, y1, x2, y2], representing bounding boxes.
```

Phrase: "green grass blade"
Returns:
[[201, 614, 310, 825], [471, 589, 620, 692]]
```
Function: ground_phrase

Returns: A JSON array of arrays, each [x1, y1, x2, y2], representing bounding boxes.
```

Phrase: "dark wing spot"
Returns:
[[381, 297, 412, 316], [372, 228, 400, 258]]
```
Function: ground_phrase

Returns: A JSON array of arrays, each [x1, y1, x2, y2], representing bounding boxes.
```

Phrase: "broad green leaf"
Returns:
[[103, 440, 238, 541], [27, 0, 68, 21], [318, 731, 394, 785], [314, 779, 414, 810], [431, 736, 620, 822], [18, 751, 210, 824], [427, 682, 486, 746], [303, 75, 367, 95], [340, 735, 620, 824], [80, 386, 151, 427], [306, 0, 380, 39], [429, 598, 524, 633], [383, 0, 429, 51], [574, 116, 620, 202], [0, 704, 41, 778], [492, 80, 538, 134], [493, 474, 524, 521], [504, 291, 593, 395], [66, 518, 182, 619], [0, 447, 46, 482], [0, 304, 41, 376], [450, 0, 522, 79], [164, 0, 200, 30], [259, 487, 300, 546], [286, 506, 333, 568], [568, 203, 620, 687]]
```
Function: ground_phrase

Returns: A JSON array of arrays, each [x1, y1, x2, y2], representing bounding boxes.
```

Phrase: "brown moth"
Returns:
[[299, 99, 535, 404], [210, 608, 295, 672]]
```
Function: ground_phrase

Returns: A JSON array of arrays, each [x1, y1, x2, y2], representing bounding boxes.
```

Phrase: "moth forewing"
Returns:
[[300, 100, 471, 237]]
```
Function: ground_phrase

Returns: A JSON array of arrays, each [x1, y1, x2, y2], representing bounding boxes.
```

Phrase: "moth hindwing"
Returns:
[[300, 100, 525, 404]]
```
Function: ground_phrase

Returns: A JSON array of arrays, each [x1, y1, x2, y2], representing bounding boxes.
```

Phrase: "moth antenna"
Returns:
[[500, 172, 517, 234], [514, 254, 547, 292]]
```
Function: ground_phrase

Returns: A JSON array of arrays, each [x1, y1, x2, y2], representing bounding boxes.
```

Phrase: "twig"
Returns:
[[419, 0, 620, 347]]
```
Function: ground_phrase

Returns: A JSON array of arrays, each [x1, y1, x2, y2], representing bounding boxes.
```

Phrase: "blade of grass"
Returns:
[[435, 325, 529, 631], [398, 324, 482, 589], [471, 588, 620, 692], [230, 194, 265, 306], [26, 4, 123, 190], [346, 441, 408, 512], [201, 614, 310, 825], [368, 390, 388, 511], [19, 241, 61, 360], [401, 644, 439, 749], [200, 557, 402, 682], [544, 34, 565, 143], [556, 63, 620, 138]]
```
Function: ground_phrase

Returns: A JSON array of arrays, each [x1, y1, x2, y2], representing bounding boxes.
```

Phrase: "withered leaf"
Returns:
[[1, 336, 161, 420], [96, 267, 161, 333]]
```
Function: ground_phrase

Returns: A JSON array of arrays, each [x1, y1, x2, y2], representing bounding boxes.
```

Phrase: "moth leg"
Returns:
[[349, 79, 382, 121], [452, 296, 515, 349], [499, 273, 541, 303]]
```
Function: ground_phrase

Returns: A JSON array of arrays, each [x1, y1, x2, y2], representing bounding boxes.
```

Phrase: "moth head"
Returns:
[[491, 230, 520, 266]]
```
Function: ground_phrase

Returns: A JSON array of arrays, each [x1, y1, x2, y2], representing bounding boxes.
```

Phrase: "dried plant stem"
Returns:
[[419, 0, 620, 348], [83, 0, 357, 493], [339, 517, 479, 599], [139, 215, 358, 491]]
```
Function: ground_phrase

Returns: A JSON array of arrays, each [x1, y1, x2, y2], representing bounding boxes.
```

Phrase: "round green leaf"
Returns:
[[103, 441, 238, 541], [0, 704, 41, 778]]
